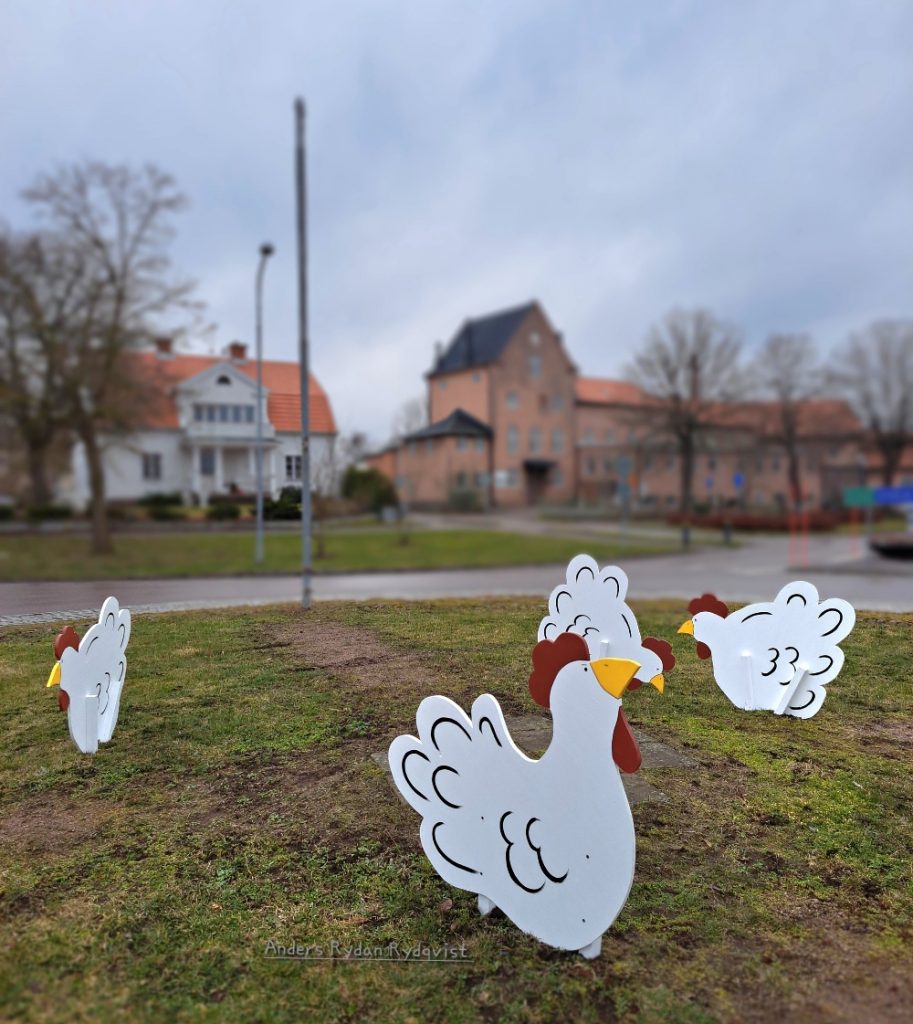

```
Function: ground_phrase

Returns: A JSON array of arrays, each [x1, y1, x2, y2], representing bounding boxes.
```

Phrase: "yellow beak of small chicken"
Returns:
[[677, 619, 695, 636], [590, 658, 663, 697], [46, 661, 61, 688]]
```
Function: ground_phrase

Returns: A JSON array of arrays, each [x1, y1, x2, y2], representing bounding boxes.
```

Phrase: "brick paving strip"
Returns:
[[372, 715, 697, 806]]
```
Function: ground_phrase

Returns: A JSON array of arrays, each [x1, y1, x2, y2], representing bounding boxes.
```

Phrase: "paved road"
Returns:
[[3, 534, 911, 625]]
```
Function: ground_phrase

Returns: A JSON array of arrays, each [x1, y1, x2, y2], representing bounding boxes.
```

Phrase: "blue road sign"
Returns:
[[873, 486, 913, 505], [705, 476, 715, 492], [733, 472, 744, 490]]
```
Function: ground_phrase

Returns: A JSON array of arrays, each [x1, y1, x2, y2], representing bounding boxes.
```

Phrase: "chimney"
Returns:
[[226, 341, 247, 362], [154, 336, 173, 358]]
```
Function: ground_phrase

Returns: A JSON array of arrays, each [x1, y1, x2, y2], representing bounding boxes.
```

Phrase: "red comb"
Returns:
[[529, 632, 589, 708], [642, 636, 676, 672], [54, 626, 80, 660], [687, 594, 729, 618]]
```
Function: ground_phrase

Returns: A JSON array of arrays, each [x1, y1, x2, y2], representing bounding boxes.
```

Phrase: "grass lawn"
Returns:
[[1, 600, 911, 1022], [0, 529, 684, 582]]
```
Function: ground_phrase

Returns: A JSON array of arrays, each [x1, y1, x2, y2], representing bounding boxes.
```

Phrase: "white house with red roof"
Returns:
[[62, 338, 337, 508]]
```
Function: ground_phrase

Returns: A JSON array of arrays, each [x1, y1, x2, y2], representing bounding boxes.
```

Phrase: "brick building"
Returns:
[[369, 300, 892, 511]]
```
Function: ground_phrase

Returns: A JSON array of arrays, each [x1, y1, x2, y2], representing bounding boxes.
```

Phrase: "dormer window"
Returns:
[[216, 375, 232, 386]]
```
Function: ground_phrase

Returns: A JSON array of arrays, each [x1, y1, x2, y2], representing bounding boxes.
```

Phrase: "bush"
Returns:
[[149, 505, 187, 522], [26, 503, 72, 522], [138, 491, 183, 508], [448, 488, 479, 512], [106, 505, 136, 522], [206, 503, 241, 521], [0, 504, 14, 521], [263, 496, 301, 521], [278, 485, 302, 504], [341, 466, 398, 513]]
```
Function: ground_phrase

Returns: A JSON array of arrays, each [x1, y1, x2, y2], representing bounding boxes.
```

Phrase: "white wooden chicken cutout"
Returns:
[[538, 554, 676, 691], [388, 632, 663, 959], [677, 582, 855, 719], [45, 596, 131, 754]]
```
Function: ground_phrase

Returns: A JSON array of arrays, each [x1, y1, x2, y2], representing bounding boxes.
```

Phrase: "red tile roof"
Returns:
[[126, 352, 336, 434], [575, 377, 653, 406]]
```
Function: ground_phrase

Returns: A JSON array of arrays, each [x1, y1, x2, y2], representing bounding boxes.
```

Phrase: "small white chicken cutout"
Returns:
[[538, 555, 676, 689], [388, 632, 663, 959], [678, 582, 855, 719], [45, 596, 131, 754]]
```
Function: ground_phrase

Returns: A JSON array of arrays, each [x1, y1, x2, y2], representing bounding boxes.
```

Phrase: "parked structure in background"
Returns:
[[57, 338, 336, 508], [367, 300, 911, 511]]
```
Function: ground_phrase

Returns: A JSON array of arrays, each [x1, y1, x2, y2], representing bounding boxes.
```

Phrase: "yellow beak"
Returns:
[[648, 673, 665, 693], [46, 661, 61, 687], [590, 658, 642, 698], [677, 619, 695, 635]]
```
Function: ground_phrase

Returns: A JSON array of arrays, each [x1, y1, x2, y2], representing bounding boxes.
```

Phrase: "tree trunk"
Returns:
[[679, 434, 694, 549], [880, 442, 903, 487], [81, 426, 112, 555], [26, 442, 53, 507], [786, 445, 803, 513]]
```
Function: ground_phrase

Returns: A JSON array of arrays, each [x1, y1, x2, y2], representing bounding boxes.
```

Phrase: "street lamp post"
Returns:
[[295, 97, 312, 608], [254, 242, 274, 565]]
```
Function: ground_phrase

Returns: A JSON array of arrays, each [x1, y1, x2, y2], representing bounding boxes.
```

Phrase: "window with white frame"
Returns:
[[505, 391, 519, 409], [475, 437, 485, 452], [528, 353, 542, 378], [200, 449, 215, 476], [551, 394, 564, 410], [551, 428, 564, 454], [507, 425, 519, 454], [142, 453, 162, 481], [456, 436, 467, 451], [529, 427, 542, 453], [286, 455, 302, 480]]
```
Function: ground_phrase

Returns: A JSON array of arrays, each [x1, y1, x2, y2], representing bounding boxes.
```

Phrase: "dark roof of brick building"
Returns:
[[430, 302, 537, 375], [404, 408, 493, 441]]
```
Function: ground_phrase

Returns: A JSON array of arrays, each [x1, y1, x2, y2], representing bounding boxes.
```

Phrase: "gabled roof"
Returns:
[[404, 408, 493, 441], [430, 302, 537, 375], [126, 351, 336, 434]]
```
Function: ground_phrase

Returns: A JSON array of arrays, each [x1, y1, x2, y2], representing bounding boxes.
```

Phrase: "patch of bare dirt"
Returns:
[[0, 792, 116, 856], [724, 898, 913, 1024], [272, 618, 441, 698]]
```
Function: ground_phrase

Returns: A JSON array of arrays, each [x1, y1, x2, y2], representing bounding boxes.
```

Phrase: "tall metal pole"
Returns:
[[295, 97, 312, 608], [254, 242, 274, 565]]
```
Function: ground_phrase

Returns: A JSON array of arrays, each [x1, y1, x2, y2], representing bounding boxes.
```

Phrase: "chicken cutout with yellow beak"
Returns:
[[46, 597, 131, 754], [389, 632, 663, 959]]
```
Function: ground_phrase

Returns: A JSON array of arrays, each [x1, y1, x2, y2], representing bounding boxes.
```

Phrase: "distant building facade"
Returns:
[[368, 300, 889, 511], [58, 338, 336, 508]]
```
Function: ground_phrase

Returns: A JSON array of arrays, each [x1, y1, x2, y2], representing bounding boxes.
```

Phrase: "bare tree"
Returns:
[[830, 321, 913, 486], [753, 333, 821, 510], [391, 395, 428, 439], [0, 230, 77, 504], [19, 162, 199, 552], [627, 308, 744, 544]]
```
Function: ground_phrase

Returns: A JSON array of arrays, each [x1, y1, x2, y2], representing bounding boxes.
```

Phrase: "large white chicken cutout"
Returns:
[[45, 596, 131, 753], [678, 582, 855, 719], [389, 633, 662, 959], [538, 555, 676, 690]]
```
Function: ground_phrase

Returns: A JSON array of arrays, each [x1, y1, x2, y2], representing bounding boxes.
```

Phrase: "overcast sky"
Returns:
[[3, 1, 911, 441]]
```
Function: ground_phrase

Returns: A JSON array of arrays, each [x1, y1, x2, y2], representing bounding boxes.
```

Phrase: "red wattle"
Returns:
[[612, 709, 642, 774]]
